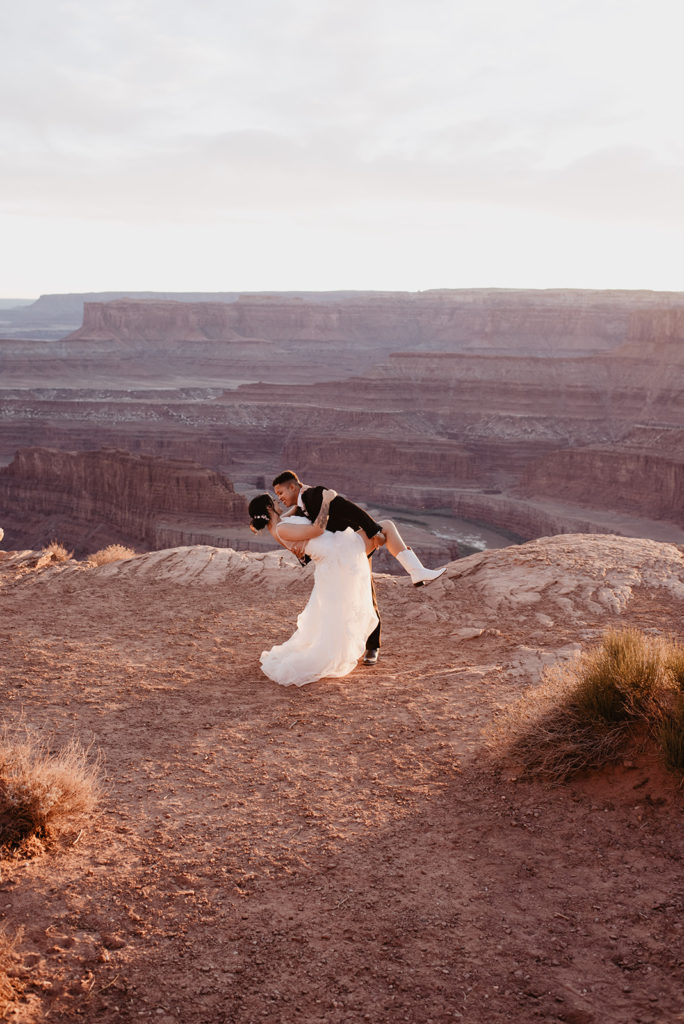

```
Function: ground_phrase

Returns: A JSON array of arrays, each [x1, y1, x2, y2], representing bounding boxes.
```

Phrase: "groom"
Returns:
[[272, 470, 384, 666]]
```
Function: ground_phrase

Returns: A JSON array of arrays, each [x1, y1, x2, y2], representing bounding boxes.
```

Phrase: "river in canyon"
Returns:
[[366, 504, 518, 557]]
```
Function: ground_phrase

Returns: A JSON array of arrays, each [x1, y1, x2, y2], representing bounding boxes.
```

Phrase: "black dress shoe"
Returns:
[[363, 648, 379, 666]]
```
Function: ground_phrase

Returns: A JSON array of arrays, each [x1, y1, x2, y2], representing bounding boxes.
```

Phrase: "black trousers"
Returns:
[[366, 553, 381, 650]]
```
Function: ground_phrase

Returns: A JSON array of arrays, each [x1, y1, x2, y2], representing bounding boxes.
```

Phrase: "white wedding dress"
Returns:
[[260, 518, 378, 687]]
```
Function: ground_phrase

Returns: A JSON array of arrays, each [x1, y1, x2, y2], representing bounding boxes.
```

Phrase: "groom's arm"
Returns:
[[331, 495, 383, 538], [300, 485, 323, 520], [301, 486, 383, 538]]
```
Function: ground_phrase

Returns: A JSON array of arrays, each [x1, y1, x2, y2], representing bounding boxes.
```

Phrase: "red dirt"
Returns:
[[0, 539, 682, 1024]]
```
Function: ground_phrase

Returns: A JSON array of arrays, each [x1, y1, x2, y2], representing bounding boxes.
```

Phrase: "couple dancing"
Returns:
[[248, 471, 446, 687]]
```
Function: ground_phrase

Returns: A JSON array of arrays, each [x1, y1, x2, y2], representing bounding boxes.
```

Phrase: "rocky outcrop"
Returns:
[[625, 307, 684, 353], [0, 288, 378, 339], [447, 492, 621, 542], [0, 290, 244, 340], [67, 300, 246, 344], [518, 444, 684, 525], [1, 291, 683, 551], [281, 438, 475, 498], [64, 289, 684, 357], [66, 288, 684, 348], [0, 448, 248, 554]]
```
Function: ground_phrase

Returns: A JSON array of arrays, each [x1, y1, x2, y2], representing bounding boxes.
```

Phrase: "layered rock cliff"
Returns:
[[66, 288, 684, 356], [0, 291, 682, 549], [0, 448, 248, 554], [518, 444, 684, 525]]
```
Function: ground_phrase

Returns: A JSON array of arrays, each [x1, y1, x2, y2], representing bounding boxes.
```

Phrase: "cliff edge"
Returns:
[[0, 532, 682, 1022]]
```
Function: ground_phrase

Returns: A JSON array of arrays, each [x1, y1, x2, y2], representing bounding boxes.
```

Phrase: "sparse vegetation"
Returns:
[[660, 694, 684, 773], [571, 627, 666, 723], [497, 628, 684, 781], [664, 641, 684, 690], [87, 544, 136, 566], [0, 725, 101, 854], [0, 929, 21, 1018], [40, 540, 71, 563]]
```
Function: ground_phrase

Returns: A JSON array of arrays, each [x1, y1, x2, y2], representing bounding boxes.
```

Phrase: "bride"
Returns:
[[248, 489, 378, 687]]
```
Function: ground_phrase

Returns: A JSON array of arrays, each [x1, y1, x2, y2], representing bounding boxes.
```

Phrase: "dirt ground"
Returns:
[[0, 538, 682, 1024]]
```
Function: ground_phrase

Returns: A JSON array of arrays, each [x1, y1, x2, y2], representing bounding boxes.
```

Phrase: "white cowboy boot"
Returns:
[[396, 548, 447, 587]]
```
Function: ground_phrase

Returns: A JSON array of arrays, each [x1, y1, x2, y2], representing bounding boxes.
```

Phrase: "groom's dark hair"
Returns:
[[272, 470, 301, 487]]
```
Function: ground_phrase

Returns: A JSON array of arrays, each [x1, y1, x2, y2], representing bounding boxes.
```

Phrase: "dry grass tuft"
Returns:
[[571, 627, 666, 723], [492, 665, 634, 783], [0, 929, 22, 1018], [496, 629, 684, 782], [665, 641, 684, 691], [0, 725, 101, 854], [87, 544, 136, 566], [40, 540, 72, 563], [659, 694, 684, 774]]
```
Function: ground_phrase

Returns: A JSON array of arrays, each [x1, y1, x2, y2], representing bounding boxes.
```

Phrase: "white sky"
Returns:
[[2, 0, 683, 296]]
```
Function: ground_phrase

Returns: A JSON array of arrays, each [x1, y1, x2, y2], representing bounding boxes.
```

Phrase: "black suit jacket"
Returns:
[[300, 485, 383, 538]]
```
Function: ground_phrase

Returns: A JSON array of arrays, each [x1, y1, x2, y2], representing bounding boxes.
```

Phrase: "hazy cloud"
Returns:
[[2, 0, 683, 292]]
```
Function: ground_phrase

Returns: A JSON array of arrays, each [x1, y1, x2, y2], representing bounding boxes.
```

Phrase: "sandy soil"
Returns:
[[0, 537, 682, 1024]]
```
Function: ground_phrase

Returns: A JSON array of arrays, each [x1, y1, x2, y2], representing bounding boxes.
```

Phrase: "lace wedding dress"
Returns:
[[260, 519, 378, 687]]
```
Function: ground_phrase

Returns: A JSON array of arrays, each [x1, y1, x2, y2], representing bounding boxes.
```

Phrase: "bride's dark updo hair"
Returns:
[[248, 493, 275, 531]]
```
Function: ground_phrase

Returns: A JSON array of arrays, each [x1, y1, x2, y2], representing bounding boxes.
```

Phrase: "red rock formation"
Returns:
[[1, 292, 683, 549], [66, 289, 684, 355], [448, 492, 627, 541], [281, 438, 475, 497], [518, 444, 684, 525], [625, 307, 684, 353], [0, 448, 248, 554]]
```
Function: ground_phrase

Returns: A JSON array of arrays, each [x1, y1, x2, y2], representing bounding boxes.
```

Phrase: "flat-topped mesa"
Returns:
[[372, 343, 684, 430], [0, 447, 248, 552], [65, 300, 247, 344], [63, 289, 684, 354], [621, 307, 684, 361]]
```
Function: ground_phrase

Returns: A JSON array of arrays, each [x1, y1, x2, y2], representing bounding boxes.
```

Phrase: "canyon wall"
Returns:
[[0, 291, 682, 549], [0, 446, 461, 568], [449, 493, 635, 542], [0, 448, 248, 554], [519, 445, 684, 525], [5, 286, 684, 348], [625, 307, 684, 350], [66, 289, 684, 355], [281, 438, 476, 495]]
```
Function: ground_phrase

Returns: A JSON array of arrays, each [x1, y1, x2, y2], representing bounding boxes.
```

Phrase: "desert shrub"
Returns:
[[497, 666, 633, 782], [664, 640, 684, 691], [0, 726, 101, 854], [87, 544, 136, 566], [498, 629, 683, 782], [40, 540, 71, 563], [0, 929, 21, 1017], [571, 628, 666, 723], [659, 694, 684, 773]]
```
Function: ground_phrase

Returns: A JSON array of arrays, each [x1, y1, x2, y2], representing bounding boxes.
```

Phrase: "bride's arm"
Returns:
[[265, 520, 294, 551], [276, 489, 336, 543]]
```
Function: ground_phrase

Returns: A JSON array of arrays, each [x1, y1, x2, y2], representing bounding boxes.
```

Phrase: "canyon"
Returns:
[[0, 288, 682, 553], [0, 448, 248, 556]]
